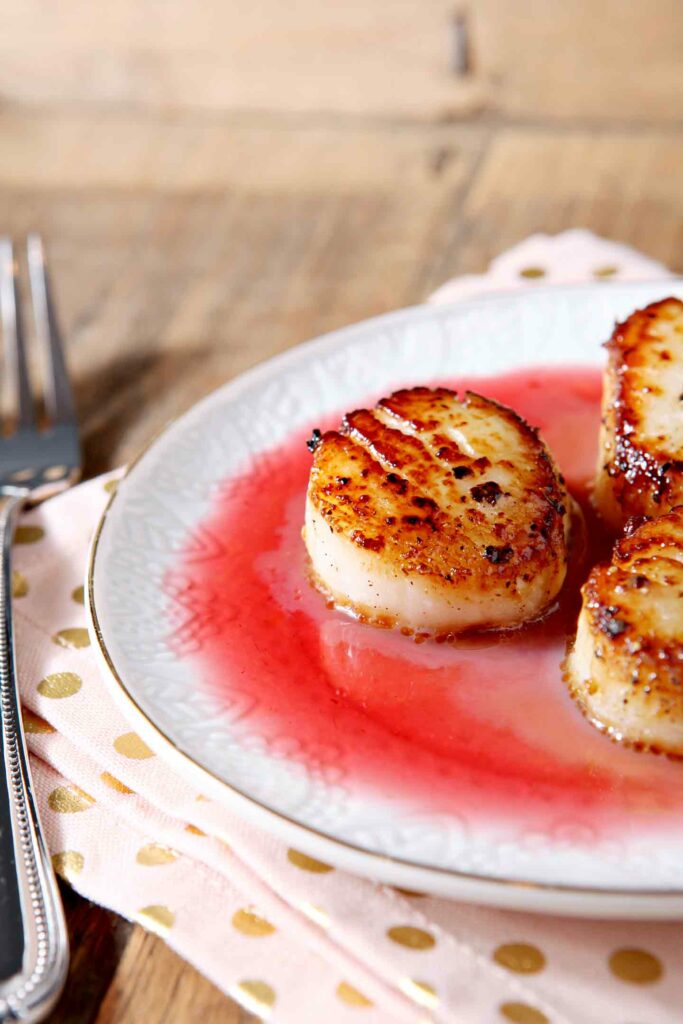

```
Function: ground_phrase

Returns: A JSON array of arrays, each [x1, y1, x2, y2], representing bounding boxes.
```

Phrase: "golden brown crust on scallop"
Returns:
[[567, 506, 683, 754], [305, 386, 574, 630], [594, 298, 683, 530]]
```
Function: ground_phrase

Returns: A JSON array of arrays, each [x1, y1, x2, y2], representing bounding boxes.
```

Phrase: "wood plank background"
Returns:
[[3, 1, 683, 122], [0, 2, 682, 1020]]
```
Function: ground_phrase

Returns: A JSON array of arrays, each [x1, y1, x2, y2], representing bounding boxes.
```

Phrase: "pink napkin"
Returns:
[[15, 231, 682, 1024]]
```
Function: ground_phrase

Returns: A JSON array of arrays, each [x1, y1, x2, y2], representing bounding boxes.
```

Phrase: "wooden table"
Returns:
[[3, 95, 683, 1021]]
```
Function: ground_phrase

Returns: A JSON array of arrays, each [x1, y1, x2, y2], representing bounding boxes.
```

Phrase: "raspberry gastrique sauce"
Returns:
[[166, 368, 683, 832]]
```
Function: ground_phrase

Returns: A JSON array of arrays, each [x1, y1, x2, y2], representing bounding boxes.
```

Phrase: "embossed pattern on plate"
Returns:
[[89, 282, 683, 915]]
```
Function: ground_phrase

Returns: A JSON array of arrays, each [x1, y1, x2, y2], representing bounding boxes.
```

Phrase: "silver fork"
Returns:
[[0, 237, 79, 1022]]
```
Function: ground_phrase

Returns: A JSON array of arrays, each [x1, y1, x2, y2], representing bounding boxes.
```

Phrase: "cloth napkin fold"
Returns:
[[14, 231, 682, 1024]]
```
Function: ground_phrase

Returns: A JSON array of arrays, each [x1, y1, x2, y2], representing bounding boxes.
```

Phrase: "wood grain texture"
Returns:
[[2, 1, 683, 122], [50, 885, 131, 1023], [474, 0, 683, 123], [96, 929, 256, 1024], [419, 127, 683, 293], [0, 0, 485, 118], [0, 111, 482, 476]]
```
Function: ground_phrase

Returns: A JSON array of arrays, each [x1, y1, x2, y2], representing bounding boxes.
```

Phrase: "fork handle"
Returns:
[[0, 494, 68, 1022]]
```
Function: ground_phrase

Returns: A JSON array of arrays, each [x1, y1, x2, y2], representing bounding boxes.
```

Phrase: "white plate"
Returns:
[[89, 281, 683, 918]]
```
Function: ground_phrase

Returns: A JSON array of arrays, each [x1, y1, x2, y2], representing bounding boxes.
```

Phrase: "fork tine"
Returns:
[[26, 234, 75, 425], [0, 238, 34, 429]]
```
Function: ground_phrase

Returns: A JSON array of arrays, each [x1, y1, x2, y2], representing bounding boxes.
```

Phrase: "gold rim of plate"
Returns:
[[86, 294, 683, 904]]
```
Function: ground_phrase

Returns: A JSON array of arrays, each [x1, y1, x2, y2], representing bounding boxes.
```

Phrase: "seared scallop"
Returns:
[[303, 386, 577, 634], [567, 506, 683, 755], [594, 297, 683, 531]]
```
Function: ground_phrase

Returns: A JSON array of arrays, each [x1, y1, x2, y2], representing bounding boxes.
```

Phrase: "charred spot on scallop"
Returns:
[[567, 505, 683, 756], [303, 386, 577, 634], [594, 298, 683, 529], [306, 428, 323, 453]]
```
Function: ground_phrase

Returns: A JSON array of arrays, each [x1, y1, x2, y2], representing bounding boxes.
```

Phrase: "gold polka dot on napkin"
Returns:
[[287, 848, 333, 873], [22, 708, 55, 734], [52, 627, 90, 650], [494, 942, 546, 974], [12, 571, 28, 597], [499, 1001, 549, 1024], [232, 908, 276, 937], [336, 981, 372, 1007], [236, 980, 276, 1012], [609, 948, 662, 984], [14, 525, 44, 544], [113, 732, 154, 759], [135, 905, 175, 936], [387, 925, 435, 951], [52, 851, 85, 881], [136, 842, 179, 866], [48, 785, 95, 813], [99, 771, 134, 794], [38, 671, 82, 699]]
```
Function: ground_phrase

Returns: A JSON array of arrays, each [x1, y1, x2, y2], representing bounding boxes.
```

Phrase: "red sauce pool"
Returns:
[[166, 368, 683, 835]]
